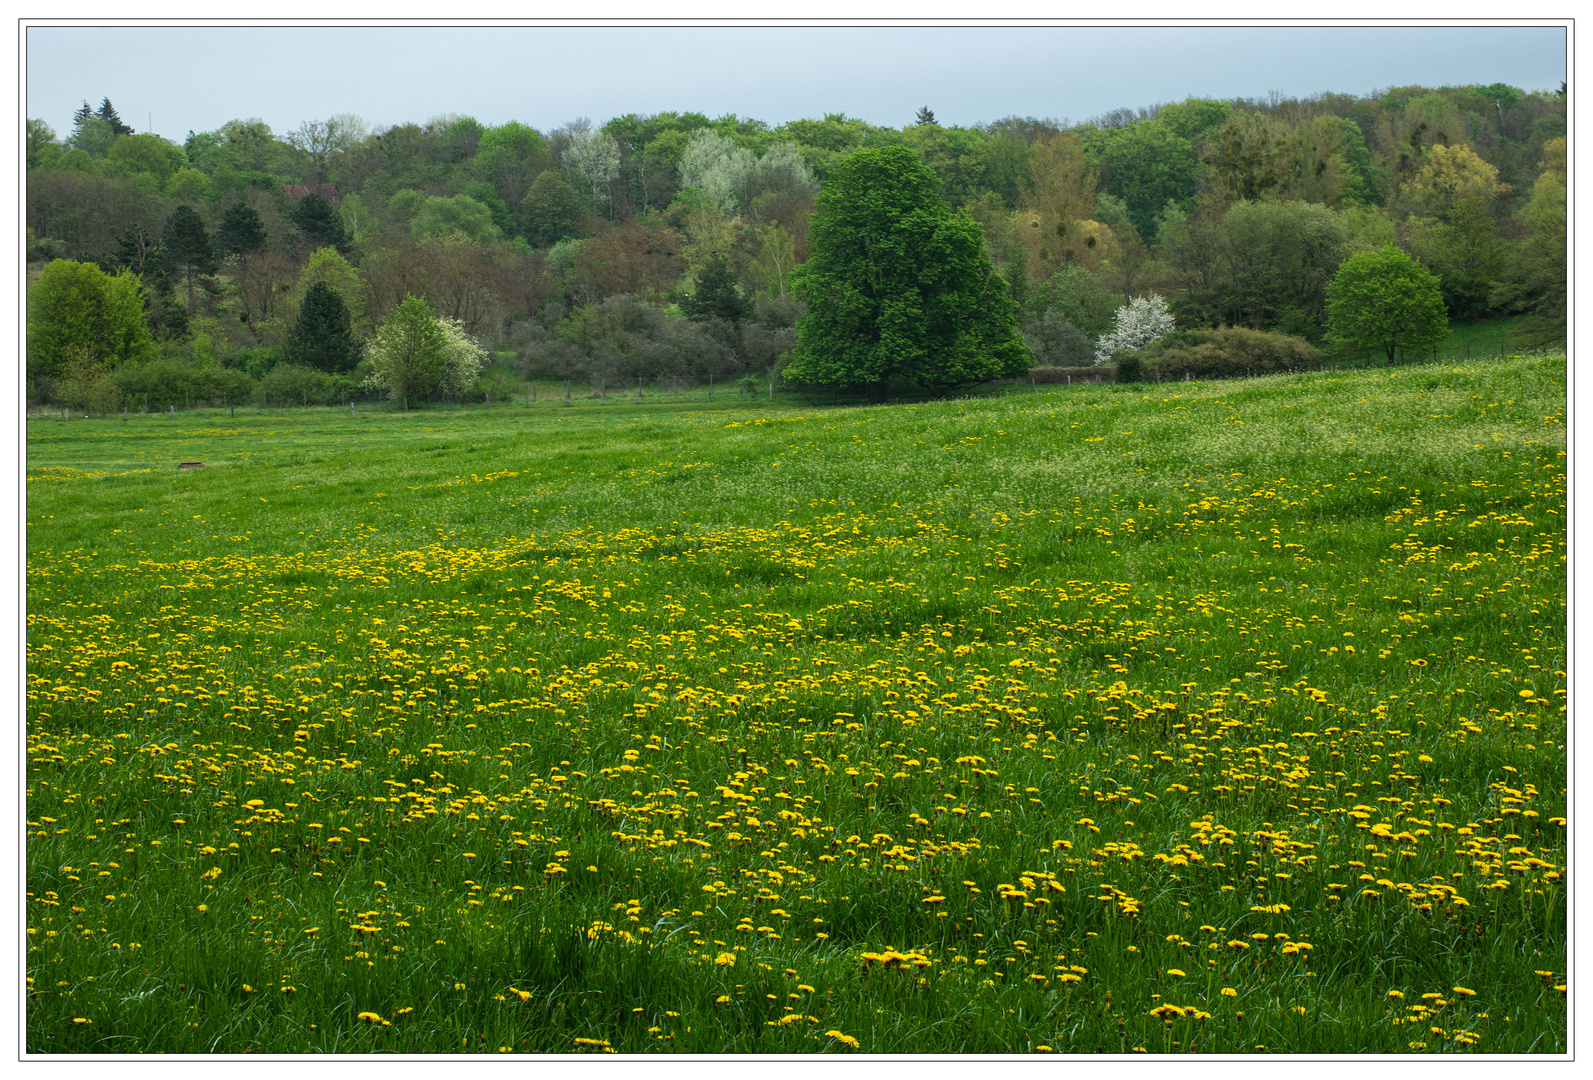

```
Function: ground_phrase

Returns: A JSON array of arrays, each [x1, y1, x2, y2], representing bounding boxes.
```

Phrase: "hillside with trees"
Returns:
[[25, 83, 1567, 408]]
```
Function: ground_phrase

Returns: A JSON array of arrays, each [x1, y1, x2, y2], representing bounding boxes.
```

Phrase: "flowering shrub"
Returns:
[[1095, 293, 1176, 365]]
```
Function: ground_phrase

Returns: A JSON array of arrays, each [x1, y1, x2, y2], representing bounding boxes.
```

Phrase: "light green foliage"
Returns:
[[1154, 98, 1230, 140], [165, 168, 209, 202], [677, 129, 756, 210], [787, 146, 1029, 397], [473, 121, 551, 216], [338, 192, 377, 247], [362, 294, 451, 404], [27, 259, 153, 380], [410, 195, 500, 244], [103, 134, 184, 183], [1325, 244, 1448, 362]]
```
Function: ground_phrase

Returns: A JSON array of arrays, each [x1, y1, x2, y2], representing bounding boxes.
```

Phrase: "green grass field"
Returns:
[[26, 356, 1566, 1054]]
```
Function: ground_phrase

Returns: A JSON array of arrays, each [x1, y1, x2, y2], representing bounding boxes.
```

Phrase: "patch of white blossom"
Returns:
[[1094, 293, 1176, 365]]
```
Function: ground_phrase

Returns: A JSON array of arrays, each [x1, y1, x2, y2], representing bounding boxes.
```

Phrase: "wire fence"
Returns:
[[25, 336, 1563, 423]]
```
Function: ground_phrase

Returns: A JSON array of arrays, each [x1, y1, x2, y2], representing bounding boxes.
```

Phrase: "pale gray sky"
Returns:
[[25, 24, 1568, 142]]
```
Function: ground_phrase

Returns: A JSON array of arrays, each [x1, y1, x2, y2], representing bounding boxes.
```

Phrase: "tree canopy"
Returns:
[[785, 145, 1028, 401], [27, 258, 154, 380], [1325, 244, 1448, 363]]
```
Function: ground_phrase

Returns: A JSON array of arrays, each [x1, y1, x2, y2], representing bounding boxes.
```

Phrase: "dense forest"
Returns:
[[24, 82, 1567, 407]]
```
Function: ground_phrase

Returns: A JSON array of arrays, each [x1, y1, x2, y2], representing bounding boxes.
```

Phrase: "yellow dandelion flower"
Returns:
[[1452, 986, 1476, 997], [1221, 987, 1238, 997], [715, 952, 736, 966], [1167, 969, 1186, 978], [825, 1030, 860, 1049], [357, 1011, 384, 1023]]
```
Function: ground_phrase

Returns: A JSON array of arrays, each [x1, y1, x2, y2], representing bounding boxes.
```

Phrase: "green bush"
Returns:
[[228, 346, 283, 381], [257, 364, 359, 407], [1142, 326, 1322, 379], [112, 357, 256, 410], [1114, 350, 1145, 382]]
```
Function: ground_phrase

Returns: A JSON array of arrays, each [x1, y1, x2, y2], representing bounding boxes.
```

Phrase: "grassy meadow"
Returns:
[[26, 356, 1566, 1054]]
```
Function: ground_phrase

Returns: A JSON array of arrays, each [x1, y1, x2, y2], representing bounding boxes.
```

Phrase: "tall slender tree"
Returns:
[[96, 97, 134, 136], [160, 205, 214, 314]]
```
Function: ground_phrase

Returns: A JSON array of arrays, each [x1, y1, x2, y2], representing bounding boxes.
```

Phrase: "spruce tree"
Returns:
[[70, 100, 94, 138], [96, 97, 133, 136], [160, 205, 214, 314], [286, 282, 358, 373]]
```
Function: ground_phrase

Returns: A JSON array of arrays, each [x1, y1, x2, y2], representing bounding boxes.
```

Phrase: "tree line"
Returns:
[[25, 82, 1566, 409]]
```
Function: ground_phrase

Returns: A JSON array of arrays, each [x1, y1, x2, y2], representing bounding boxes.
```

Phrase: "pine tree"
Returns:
[[96, 97, 133, 136], [216, 200, 267, 258], [290, 193, 348, 252], [160, 205, 214, 314], [286, 282, 358, 373], [915, 106, 938, 127], [71, 100, 94, 137]]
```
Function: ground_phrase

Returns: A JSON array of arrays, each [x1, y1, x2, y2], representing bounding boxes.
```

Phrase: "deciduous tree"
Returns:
[[363, 294, 450, 408], [1324, 244, 1448, 363], [27, 259, 154, 380], [784, 145, 1028, 401]]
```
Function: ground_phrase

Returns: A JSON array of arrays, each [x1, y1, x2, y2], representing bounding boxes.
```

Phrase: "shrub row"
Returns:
[[1137, 326, 1323, 379]]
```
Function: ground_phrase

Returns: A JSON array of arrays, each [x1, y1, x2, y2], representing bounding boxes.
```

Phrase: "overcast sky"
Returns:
[[26, 24, 1568, 142]]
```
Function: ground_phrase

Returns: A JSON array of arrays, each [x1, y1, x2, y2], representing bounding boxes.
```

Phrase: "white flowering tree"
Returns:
[[435, 316, 487, 397], [1094, 293, 1176, 365], [363, 295, 486, 409]]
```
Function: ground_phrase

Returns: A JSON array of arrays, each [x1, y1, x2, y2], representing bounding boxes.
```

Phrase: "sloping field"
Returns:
[[26, 356, 1565, 1054]]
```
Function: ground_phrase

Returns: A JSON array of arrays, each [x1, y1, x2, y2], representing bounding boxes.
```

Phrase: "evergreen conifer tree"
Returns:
[[96, 97, 133, 136], [680, 253, 751, 325], [287, 281, 358, 373], [290, 193, 348, 252], [160, 205, 214, 314]]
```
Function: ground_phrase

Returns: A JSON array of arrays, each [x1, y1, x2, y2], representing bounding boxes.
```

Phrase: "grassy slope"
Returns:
[[26, 357, 1566, 1054]]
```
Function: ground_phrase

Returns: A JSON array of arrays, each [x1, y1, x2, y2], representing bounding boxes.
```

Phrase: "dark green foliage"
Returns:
[[1326, 245, 1449, 363], [785, 146, 1028, 400], [110, 355, 255, 409], [680, 253, 750, 325], [1097, 121, 1200, 240], [1423, 196, 1508, 320], [287, 281, 358, 373], [1138, 326, 1322, 378], [160, 204, 214, 312], [1114, 350, 1145, 382], [290, 193, 348, 252], [521, 171, 589, 247], [216, 200, 267, 258], [96, 97, 133, 136]]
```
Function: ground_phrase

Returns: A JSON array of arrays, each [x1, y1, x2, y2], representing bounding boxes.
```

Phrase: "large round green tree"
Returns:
[[785, 146, 1028, 402], [1325, 244, 1448, 363]]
